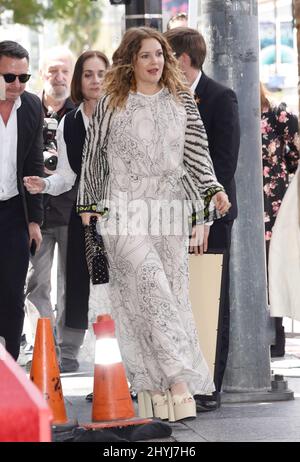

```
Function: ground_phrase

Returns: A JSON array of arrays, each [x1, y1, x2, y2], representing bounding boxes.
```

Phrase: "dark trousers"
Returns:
[[65, 206, 90, 330], [265, 239, 284, 353], [207, 219, 233, 392], [0, 196, 29, 360]]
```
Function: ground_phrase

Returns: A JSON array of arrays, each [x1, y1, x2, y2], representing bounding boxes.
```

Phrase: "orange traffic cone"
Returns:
[[83, 314, 150, 429], [30, 318, 68, 426]]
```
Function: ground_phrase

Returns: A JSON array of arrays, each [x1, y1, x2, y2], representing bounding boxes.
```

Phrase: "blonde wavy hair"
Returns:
[[260, 81, 272, 112], [103, 26, 189, 109]]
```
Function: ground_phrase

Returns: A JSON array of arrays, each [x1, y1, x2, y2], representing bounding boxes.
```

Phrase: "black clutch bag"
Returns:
[[84, 216, 109, 284]]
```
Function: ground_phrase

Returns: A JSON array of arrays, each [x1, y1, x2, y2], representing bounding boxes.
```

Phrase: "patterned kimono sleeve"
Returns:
[[180, 91, 224, 225], [279, 104, 300, 174], [77, 96, 111, 214]]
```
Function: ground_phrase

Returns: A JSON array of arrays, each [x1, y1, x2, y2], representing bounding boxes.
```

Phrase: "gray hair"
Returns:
[[39, 46, 75, 72]]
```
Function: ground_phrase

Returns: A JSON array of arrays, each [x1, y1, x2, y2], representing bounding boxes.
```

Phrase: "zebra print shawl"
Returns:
[[77, 90, 224, 224]]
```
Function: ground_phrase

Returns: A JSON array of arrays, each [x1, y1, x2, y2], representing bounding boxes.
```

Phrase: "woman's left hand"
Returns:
[[213, 191, 231, 215], [80, 212, 101, 227]]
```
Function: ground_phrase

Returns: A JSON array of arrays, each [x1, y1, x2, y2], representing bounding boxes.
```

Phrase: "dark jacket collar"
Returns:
[[40, 91, 75, 120], [17, 91, 39, 165], [195, 72, 210, 98]]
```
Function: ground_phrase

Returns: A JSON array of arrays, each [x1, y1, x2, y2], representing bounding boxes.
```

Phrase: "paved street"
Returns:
[[18, 253, 300, 443], [36, 337, 300, 443]]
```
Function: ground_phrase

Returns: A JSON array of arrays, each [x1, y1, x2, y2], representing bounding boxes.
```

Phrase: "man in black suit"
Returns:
[[0, 41, 44, 360], [165, 27, 240, 409]]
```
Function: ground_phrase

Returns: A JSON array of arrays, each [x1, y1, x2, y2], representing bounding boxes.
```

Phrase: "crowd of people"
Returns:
[[0, 13, 298, 423]]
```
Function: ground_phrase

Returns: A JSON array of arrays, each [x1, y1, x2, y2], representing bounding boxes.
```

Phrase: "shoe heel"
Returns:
[[138, 391, 153, 418], [152, 393, 168, 420], [166, 390, 175, 422]]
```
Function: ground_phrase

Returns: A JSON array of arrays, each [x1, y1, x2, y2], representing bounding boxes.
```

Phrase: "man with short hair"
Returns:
[[39, 46, 75, 116], [25, 47, 84, 373], [165, 27, 240, 410], [0, 40, 44, 359]]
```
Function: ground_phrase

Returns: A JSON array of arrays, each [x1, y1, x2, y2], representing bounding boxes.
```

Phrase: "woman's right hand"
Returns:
[[189, 224, 205, 255], [81, 212, 102, 226], [23, 176, 45, 194]]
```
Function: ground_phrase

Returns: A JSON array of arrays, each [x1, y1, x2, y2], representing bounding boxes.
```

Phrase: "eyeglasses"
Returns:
[[1, 73, 31, 83]]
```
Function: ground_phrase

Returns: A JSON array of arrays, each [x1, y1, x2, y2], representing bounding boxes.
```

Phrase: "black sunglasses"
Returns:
[[1, 73, 31, 83]]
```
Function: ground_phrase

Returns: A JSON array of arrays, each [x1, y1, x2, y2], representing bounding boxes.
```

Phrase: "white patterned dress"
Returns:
[[78, 88, 222, 395]]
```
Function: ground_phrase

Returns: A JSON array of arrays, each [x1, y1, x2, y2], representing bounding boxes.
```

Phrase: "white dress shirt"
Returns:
[[0, 97, 21, 200], [190, 70, 202, 95], [43, 103, 90, 195]]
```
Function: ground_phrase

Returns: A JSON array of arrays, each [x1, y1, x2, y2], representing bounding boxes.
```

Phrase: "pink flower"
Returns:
[[278, 111, 288, 123], [265, 231, 272, 241], [263, 166, 270, 177], [272, 200, 281, 214], [261, 119, 268, 134], [264, 184, 271, 196], [269, 141, 276, 154], [271, 155, 278, 166]]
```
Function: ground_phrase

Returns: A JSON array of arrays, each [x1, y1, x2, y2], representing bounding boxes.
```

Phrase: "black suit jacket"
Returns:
[[17, 91, 44, 225], [195, 73, 240, 221]]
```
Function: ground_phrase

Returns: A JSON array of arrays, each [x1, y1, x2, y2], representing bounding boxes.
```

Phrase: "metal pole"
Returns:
[[125, 0, 162, 31], [200, 0, 293, 402]]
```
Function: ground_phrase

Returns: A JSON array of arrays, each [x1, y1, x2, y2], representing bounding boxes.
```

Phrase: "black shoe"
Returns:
[[60, 358, 79, 373], [85, 392, 93, 402], [194, 393, 220, 412], [85, 390, 137, 402], [270, 345, 285, 358], [130, 389, 137, 401]]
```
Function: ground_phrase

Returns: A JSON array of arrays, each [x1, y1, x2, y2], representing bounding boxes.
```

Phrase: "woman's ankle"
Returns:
[[170, 382, 189, 396]]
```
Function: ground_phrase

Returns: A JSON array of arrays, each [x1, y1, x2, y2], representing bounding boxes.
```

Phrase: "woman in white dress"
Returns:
[[77, 27, 230, 422]]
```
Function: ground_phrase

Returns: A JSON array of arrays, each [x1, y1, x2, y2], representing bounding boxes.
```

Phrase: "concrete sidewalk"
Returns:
[[49, 337, 300, 443]]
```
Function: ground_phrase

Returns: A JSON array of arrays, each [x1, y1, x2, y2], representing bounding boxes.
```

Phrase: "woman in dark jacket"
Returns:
[[24, 50, 110, 368]]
